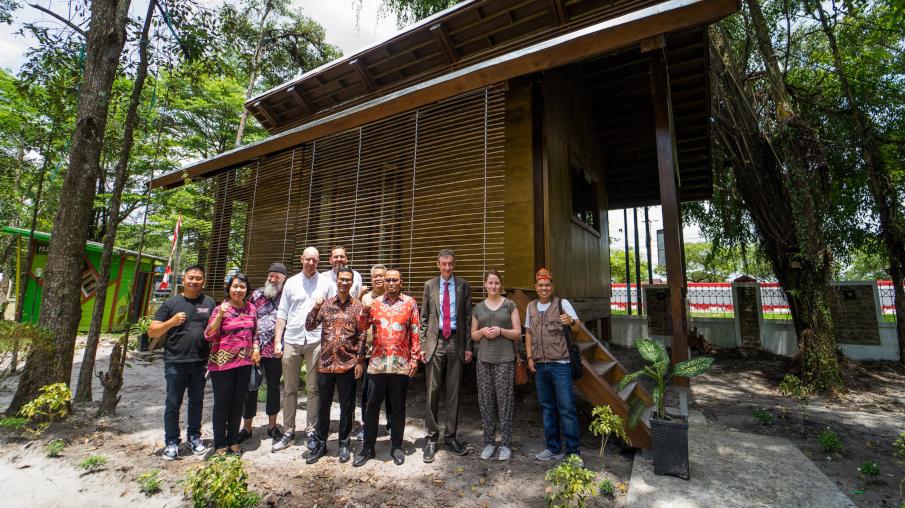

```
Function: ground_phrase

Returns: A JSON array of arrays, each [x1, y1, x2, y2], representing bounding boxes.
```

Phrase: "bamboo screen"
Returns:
[[205, 86, 506, 301]]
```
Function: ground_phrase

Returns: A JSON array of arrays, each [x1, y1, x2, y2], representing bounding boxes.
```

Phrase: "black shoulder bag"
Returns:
[[558, 299, 583, 380]]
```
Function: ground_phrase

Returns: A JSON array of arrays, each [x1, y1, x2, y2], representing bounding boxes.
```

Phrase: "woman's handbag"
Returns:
[[248, 364, 264, 391], [558, 299, 583, 380], [514, 348, 529, 386]]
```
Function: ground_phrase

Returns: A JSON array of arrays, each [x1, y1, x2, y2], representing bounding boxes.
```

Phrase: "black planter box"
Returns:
[[650, 417, 690, 480]]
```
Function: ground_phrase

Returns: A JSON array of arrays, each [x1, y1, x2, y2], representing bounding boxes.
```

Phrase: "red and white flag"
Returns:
[[158, 214, 182, 291]]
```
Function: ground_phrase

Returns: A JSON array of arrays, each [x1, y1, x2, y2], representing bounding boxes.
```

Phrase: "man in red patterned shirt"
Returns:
[[353, 268, 422, 467]]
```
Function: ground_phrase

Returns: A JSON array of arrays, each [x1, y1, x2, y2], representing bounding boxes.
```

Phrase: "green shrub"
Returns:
[[818, 429, 843, 454], [0, 416, 28, 429], [858, 462, 880, 479], [598, 478, 615, 496], [589, 405, 629, 468], [137, 470, 162, 496], [751, 408, 773, 425], [78, 454, 108, 472], [19, 383, 71, 434], [183, 455, 259, 508], [544, 455, 599, 508], [45, 439, 66, 457]]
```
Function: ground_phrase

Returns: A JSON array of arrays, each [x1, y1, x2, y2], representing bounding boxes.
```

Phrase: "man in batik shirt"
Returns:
[[304, 267, 367, 464], [353, 268, 422, 467]]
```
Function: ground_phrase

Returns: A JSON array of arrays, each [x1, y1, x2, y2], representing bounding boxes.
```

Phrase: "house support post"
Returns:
[[649, 46, 690, 387]]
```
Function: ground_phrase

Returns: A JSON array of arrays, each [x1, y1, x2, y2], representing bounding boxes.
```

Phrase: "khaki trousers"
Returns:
[[281, 342, 321, 433]]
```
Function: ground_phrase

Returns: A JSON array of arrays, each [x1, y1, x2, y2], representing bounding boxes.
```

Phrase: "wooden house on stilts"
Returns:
[[151, 0, 739, 448]]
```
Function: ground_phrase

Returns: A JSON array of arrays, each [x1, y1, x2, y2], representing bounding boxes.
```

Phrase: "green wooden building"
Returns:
[[3, 226, 164, 332]]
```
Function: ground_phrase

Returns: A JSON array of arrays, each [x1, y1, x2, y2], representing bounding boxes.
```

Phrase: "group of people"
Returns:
[[150, 247, 583, 467]]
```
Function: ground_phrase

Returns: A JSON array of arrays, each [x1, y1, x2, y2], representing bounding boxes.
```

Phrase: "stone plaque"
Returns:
[[644, 285, 671, 336], [830, 283, 881, 345]]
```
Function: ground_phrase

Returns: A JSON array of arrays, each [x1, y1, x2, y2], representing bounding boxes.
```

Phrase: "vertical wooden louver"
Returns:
[[205, 86, 506, 302]]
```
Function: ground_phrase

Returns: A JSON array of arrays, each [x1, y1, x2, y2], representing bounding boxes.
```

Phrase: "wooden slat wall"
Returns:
[[205, 86, 506, 301]]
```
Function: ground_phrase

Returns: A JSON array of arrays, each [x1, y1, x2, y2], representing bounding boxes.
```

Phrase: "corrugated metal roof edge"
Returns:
[[2, 226, 167, 263]]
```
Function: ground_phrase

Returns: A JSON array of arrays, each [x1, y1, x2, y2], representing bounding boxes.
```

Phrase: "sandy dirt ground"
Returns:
[[0, 336, 902, 507]]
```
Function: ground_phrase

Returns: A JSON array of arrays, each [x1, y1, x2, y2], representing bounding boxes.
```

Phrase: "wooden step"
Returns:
[[590, 361, 618, 380], [617, 381, 638, 402]]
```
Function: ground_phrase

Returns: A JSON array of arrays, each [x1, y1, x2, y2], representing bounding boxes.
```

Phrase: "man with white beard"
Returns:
[[238, 262, 288, 444]]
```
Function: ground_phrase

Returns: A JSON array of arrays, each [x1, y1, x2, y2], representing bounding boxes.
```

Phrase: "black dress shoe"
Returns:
[[236, 429, 252, 443], [423, 441, 437, 463], [391, 448, 405, 465], [444, 438, 467, 456], [338, 444, 352, 463], [306, 442, 327, 464], [353, 448, 375, 467]]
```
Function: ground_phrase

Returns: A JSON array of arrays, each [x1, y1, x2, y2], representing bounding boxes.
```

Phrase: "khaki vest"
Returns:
[[527, 297, 569, 362]]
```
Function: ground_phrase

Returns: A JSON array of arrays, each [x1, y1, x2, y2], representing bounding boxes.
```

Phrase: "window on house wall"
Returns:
[[570, 158, 600, 233], [80, 258, 101, 302]]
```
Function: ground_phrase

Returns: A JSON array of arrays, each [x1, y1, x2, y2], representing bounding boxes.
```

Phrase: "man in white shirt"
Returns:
[[272, 246, 330, 453], [321, 246, 363, 299]]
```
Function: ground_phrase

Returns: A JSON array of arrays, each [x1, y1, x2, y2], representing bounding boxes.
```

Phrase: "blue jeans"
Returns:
[[535, 361, 580, 455], [164, 361, 207, 445]]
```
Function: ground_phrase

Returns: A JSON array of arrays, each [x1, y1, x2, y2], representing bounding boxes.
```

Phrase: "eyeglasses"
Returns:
[[384, 278, 400, 282]]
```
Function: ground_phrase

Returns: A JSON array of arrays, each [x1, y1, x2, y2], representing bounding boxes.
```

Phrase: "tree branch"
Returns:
[[28, 3, 87, 38]]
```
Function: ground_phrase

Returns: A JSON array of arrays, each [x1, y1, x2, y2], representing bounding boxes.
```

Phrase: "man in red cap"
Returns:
[[524, 267, 583, 465]]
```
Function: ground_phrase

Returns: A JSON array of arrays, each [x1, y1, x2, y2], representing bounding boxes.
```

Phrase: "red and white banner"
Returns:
[[158, 214, 182, 291]]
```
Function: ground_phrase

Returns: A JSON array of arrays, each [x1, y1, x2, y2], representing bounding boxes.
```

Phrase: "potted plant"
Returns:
[[618, 339, 713, 480]]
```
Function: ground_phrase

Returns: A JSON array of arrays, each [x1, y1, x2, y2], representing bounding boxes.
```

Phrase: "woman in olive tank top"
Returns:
[[470, 269, 521, 461]]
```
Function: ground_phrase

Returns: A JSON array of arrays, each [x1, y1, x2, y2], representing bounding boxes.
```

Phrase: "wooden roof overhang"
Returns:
[[150, 0, 738, 190], [583, 27, 713, 209]]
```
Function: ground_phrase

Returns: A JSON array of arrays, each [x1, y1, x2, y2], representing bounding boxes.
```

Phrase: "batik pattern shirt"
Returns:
[[205, 301, 256, 372], [305, 295, 367, 373], [365, 294, 422, 375], [249, 289, 280, 358]]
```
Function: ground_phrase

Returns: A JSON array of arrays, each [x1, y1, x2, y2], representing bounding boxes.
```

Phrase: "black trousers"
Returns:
[[210, 365, 252, 449], [243, 357, 282, 419], [363, 373, 409, 450], [315, 369, 357, 444], [360, 366, 392, 421]]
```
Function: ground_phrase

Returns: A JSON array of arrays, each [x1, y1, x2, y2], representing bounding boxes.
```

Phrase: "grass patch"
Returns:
[[137, 470, 162, 496], [45, 439, 66, 457], [78, 454, 108, 472], [0, 416, 28, 429]]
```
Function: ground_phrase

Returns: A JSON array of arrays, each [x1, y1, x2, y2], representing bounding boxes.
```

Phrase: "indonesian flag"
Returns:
[[158, 214, 182, 291]]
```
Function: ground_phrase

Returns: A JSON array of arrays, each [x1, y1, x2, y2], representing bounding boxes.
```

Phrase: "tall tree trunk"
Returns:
[[75, 0, 156, 403], [712, 18, 841, 392], [234, 0, 274, 147], [7, 0, 132, 416], [810, 1, 905, 364]]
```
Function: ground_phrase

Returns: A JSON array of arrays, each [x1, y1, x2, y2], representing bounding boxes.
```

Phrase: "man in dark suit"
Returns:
[[420, 249, 473, 462]]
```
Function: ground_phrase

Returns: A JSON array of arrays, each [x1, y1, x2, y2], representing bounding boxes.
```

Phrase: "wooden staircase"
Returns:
[[509, 289, 653, 449]]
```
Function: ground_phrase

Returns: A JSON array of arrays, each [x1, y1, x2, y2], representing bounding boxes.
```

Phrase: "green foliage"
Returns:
[[619, 339, 713, 422], [894, 432, 905, 463], [78, 454, 108, 472], [598, 478, 615, 496], [818, 429, 843, 454], [0, 321, 53, 355], [544, 455, 599, 508], [129, 316, 153, 337], [0, 416, 27, 429], [751, 408, 773, 425], [183, 455, 259, 508], [45, 439, 65, 457], [137, 470, 162, 496], [778, 374, 813, 428], [858, 462, 880, 479], [373, 0, 458, 28], [18, 383, 71, 434], [589, 405, 629, 467]]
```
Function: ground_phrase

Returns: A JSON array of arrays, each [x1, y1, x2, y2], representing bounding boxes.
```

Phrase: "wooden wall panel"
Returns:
[[503, 78, 536, 290], [541, 65, 611, 307]]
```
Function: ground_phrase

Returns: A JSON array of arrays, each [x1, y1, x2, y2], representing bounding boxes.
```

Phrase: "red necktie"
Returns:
[[442, 281, 452, 339]]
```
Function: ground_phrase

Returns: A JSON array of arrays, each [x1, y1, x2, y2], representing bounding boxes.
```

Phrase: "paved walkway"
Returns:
[[627, 413, 854, 508]]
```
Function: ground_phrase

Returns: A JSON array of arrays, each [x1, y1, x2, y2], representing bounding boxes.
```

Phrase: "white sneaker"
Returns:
[[535, 449, 564, 461], [498, 446, 512, 461], [480, 444, 496, 460]]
